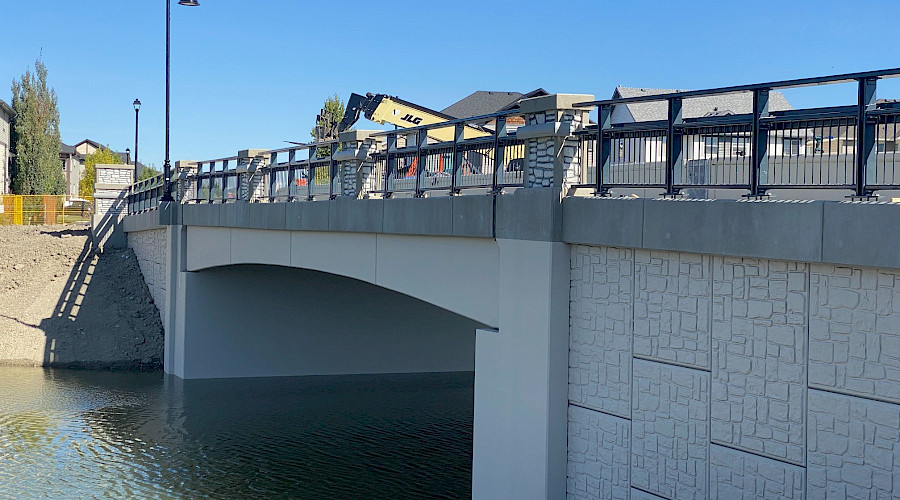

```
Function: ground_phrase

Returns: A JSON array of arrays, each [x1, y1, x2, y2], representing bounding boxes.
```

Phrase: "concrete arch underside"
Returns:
[[169, 264, 486, 379], [185, 227, 500, 328]]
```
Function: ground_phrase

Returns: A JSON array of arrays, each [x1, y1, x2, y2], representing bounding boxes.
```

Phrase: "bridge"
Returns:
[[107, 70, 900, 499]]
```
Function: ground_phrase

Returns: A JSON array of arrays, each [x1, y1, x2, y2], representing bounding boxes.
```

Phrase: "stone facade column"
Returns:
[[92, 163, 134, 249], [174, 160, 198, 203], [333, 130, 380, 198], [515, 94, 594, 193], [235, 149, 267, 202]]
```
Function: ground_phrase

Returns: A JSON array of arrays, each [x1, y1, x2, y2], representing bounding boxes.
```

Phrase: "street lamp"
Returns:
[[126, 148, 131, 165], [133, 99, 141, 171], [161, 0, 199, 202]]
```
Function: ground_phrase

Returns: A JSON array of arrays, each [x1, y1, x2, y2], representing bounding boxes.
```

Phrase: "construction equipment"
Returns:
[[337, 93, 492, 142]]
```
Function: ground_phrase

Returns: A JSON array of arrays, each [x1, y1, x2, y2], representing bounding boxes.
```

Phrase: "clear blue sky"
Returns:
[[2, 0, 898, 168]]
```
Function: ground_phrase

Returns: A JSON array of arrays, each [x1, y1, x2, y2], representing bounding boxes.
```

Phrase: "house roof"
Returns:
[[0, 99, 12, 118], [74, 139, 103, 150], [441, 89, 549, 119], [60, 143, 77, 155], [613, 86, 793, 122]]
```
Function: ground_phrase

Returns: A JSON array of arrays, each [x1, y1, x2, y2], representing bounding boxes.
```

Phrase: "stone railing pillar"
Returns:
[[333, 130, 380, 198], [236, 149, 267, 202], [514, 94, 594, 193], [93, 163, 134, 249], [174, 160, 198, 203]]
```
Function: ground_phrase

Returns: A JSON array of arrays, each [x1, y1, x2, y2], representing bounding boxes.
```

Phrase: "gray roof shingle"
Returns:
[[441, 89, 548, 119], [613, 86, 793, 122]]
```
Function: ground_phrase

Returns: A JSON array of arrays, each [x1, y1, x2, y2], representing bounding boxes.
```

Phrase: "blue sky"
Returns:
[[2, 0, 898, 168]]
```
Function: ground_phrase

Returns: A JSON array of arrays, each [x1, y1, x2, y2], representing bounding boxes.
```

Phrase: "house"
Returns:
[[61, 139, 145, 196], [0, 99, 12, 194], [609, 86, 795, 164], [441, 89, 549, 129]]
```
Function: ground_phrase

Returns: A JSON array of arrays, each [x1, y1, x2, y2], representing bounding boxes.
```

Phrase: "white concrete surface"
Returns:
[[472, 239, 569, 500], [185, 227, 500, 328]]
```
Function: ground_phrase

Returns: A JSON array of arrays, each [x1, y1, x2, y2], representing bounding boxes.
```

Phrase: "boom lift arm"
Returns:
[[337, 93, 490, 142]]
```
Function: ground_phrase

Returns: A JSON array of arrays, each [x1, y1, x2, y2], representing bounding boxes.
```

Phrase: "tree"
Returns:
[[309, 94, 347, 145], [137, 164, 161, 182], [10, 59, 64, 195], [308, 95, 347, 185], [79, 146, 120, 198]]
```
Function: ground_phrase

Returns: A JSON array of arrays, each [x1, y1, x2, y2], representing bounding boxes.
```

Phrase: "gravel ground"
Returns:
[[0, 224, 163, 369]]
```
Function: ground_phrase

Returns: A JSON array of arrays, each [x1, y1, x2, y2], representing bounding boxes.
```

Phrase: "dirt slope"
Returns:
[[0, 225, 163, 369]]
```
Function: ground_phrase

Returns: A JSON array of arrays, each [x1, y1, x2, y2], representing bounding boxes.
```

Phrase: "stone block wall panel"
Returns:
[[810, 264, 900, 404], [709, 444, 805, 499], [634, 250, 712, 370], [569, 245, 634, 418], [808, 389, 900, 499], [566, 405, 630, 500], [711, 257, 807, 465], [631, 359, 709, 500], [127, 228, 168, 326]]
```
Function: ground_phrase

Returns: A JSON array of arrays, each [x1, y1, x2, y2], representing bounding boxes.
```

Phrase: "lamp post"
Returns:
[[133, 99, 141, 171], [161, 0, 199, 202], [126, 148, 131, 165]]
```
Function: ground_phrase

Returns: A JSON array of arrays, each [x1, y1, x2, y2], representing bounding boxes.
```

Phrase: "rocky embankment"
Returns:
[[0, 225, 163, 369]]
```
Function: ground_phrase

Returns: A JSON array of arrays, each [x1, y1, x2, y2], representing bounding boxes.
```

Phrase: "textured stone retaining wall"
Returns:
[[127, 227, 168, 326], [568, 244, 900, 499]]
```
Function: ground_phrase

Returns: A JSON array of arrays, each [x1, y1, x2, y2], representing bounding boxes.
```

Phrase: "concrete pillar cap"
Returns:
[[338, 130, 381, 143], [517, 94, 595, 114]]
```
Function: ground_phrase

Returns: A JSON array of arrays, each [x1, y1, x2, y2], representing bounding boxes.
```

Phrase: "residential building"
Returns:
[[610, 86, 795, 164], [0, 99, 12, 194], [61, 139, 144, 197], [442, 89, 549, 130]]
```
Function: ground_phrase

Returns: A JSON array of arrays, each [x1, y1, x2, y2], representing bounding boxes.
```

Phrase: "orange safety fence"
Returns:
[[0, 195, 94, 226]]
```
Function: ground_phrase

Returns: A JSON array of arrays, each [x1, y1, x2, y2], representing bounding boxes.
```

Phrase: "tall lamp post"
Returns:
[[161, 0, 199, 202], [133, 99, 141, 171]]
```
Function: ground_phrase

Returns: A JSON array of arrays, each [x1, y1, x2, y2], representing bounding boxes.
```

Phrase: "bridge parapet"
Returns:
[[128, 68, 900, 213]]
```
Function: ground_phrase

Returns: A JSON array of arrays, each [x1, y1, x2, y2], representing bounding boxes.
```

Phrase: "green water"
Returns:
[[0, 367, 473, 499]]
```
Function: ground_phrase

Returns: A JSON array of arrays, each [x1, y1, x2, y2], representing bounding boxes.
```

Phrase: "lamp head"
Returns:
[[133, 99, 141, 112], [178, 0, 199, 5]]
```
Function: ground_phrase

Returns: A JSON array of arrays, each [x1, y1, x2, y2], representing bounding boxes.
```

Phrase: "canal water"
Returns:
[[0, 367, 474, 499]]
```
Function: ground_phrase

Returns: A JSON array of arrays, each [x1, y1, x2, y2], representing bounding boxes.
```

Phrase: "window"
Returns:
[[731, 137, 747, 157], [783, 139, 801, 156]]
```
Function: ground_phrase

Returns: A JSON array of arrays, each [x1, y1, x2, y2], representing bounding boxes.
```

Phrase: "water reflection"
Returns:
[[0, 367, 473, 498]]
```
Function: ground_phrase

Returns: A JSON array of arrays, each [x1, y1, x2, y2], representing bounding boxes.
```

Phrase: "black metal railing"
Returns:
[[128, 174, 164, 213], [266, 141, 339, 202], [370, 111, 526, 197], [576, 68, 900, 198]]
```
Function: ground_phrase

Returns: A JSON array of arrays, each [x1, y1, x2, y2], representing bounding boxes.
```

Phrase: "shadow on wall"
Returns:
[[175, 264, 484, 379], [91, 194, 127, 250], [36, 228, 164, 370]]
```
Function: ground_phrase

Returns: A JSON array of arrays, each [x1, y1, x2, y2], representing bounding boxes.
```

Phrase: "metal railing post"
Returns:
[[330, 142, 338, 199], [492, 117, 506, 193], [385, 134, 396, 198], [268, 152, 277, 202], [307, 146, 315, 201], [415, 129, 426, 197], [749, 89, 770, 198], [855, 77, 878, 198], [665, 97, 684, 197], [287, 149, 296, 201], [452, 124, 464, 195], [597, 104, 612, 196]]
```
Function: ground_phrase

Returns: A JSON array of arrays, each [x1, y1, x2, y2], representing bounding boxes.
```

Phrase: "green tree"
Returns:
[[309, 94, 347, 145], [137, 164, 160, 181], [308, 95, 346, 184], [10, 59, 64, 194], [79, 146, 120, 198]]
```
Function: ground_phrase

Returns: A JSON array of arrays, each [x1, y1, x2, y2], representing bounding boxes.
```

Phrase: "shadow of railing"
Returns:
[[35, 227, 164, 370]]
